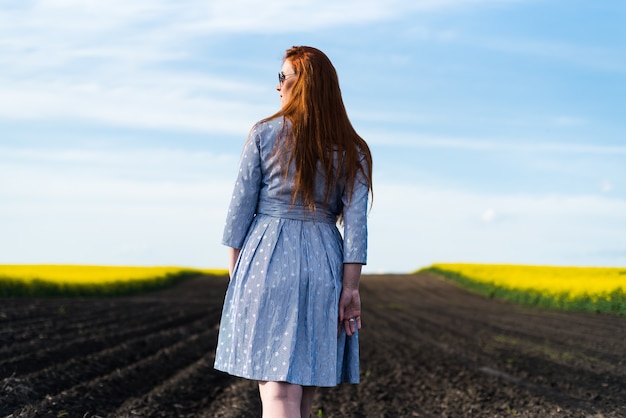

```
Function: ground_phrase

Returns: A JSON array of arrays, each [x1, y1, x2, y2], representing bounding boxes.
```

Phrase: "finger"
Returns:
[[345, 317, 357, 336], [343, 319, 352, 336], [338, 305, 345, 336], [356, 316, 362, 330]]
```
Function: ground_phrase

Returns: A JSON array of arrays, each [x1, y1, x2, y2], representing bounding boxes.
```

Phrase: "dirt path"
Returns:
[[1, 272, 624, 417]]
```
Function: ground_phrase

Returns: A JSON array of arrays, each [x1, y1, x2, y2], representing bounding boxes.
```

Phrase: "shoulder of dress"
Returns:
[[249, 118, 286, 148], [252, 117, 284, 133]]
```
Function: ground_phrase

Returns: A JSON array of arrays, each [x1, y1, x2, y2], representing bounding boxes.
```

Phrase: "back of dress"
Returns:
[[216, 117, 367, 386], [257, 119, 345, 224]]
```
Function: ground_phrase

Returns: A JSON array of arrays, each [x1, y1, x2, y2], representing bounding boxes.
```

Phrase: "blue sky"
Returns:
[[1, 0, 625, 273]]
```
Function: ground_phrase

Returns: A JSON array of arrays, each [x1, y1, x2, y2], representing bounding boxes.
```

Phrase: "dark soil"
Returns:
[[1, 272, 624, 417]]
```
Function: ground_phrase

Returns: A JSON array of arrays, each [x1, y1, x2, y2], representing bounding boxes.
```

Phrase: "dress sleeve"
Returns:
[[221, 128, 263, 249], [342, 156, 370, 264]]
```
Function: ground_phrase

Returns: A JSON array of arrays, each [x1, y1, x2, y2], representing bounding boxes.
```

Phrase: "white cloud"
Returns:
[[0, 0, 516, 43], [476, 36, 626, 73], [366, 181, 626, 272], [0, 0, 520, 131], [553, 116, 587, 127], [2, 149, 625, 271], [365, 131, 626, 155], [481, 208, 496, 222], [0, 147, 238, 191], [601, 180, 614, 193], [0, 76, 271, 134], [0, 147, 237, 267], [0, 147, 236, 166]]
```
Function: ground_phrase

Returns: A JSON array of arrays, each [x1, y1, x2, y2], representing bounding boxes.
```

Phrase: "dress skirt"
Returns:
[[213, 213, 360, 387]]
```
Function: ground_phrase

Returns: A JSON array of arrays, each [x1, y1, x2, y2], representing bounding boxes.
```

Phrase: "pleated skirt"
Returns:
[[214, 214, 360, 387]]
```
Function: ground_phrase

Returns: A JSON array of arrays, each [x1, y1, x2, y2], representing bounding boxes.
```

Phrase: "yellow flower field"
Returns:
[[432, 263, 624, 299], [0, 264, 224, 283], [0, 264, 228, 297], [423, 263, 625, 314]]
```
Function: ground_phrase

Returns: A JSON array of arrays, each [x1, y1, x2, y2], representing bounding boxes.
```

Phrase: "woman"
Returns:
[[214, 46, 373, 418]]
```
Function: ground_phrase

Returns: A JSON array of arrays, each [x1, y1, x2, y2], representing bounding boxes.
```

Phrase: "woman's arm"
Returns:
[[339, 263, 362, 336], [339, 155, 370, 336], [222, 127, 263, 250]]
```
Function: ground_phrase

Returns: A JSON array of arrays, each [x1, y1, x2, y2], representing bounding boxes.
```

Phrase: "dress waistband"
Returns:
[[257, 201, 337, 224]]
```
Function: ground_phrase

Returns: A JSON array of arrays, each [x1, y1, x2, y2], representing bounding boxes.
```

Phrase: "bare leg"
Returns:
[[258, 381, 303, 418], [300, 386, 316, 418]]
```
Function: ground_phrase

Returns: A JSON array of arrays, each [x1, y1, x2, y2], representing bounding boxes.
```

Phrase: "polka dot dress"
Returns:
[[214, 118, 368, 387]]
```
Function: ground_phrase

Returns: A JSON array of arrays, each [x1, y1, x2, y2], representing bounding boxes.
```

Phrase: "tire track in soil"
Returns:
[[8, 324, 220, 417], [111, 353, 230, 417], [384, 294, 624, 374], [344, 274, 626, 418], [19, 329, 216, 416], [0, 303, 167, 350], [198, 377, 261, 417], [1, 276, 225, 417], [0, 309, 209, 379], [0, 313, 219, 413], [368, 272, 625, 370], [1, 273, 625, 417]]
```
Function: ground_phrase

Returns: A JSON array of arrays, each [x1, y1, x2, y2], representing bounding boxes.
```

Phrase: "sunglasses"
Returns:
[[278, 71, 297, 86]]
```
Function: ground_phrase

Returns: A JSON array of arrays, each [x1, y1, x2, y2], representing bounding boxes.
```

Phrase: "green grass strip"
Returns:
[[421, 266, 625, 315], [0, 270, 223, 298]]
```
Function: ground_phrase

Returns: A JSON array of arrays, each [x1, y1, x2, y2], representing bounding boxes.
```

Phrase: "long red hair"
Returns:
[[262, 46, 373, 211]]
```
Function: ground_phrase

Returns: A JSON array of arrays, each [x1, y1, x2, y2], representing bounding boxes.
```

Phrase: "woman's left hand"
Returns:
[[339, 287, 361, 336]]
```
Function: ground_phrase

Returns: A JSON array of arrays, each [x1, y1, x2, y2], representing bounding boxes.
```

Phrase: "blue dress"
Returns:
[[214, 117, 368, 387]]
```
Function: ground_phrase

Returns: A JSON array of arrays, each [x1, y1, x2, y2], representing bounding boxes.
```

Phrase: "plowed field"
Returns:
[[1, 272, 624, 417]]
